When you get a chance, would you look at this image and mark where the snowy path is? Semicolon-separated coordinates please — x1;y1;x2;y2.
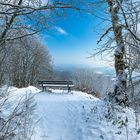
33;90;99;140
31;89;140;140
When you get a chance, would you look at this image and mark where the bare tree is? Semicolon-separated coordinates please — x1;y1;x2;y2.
3;29;53;87
0;0;77;43
103;0;128;105
84;0;140;105
0;0;78;87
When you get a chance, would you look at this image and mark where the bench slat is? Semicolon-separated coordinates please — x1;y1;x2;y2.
38;80;74;92
38;81;73;84
39;84;74;87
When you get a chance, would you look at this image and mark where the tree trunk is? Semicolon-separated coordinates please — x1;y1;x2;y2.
107;0;127;105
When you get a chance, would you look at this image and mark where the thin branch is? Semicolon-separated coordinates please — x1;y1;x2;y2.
97;26;112;44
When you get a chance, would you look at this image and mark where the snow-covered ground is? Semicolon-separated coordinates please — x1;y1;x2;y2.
2;86;140;140
32;89;140;140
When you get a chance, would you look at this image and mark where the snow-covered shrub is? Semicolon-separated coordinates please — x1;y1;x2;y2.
104;101;140;139
72;68;98;96
0;87;35;140
72;68;114;97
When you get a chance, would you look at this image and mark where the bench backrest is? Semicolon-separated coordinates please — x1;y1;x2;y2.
38;80;74;87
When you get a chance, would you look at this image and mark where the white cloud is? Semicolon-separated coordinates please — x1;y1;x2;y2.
55;27;68;35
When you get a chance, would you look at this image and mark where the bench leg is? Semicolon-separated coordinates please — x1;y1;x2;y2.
42;86;45;92
68;87;71;92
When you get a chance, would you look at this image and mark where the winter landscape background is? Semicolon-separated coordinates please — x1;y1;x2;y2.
0;0;140;140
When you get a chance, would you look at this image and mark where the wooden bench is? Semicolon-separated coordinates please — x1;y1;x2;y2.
38;80;74;92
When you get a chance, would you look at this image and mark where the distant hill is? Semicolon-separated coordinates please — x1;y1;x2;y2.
54;64;115;76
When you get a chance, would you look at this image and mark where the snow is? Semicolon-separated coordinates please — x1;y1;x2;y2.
115;71;127;86
32;89;140;140
114;47;122;56
0;86;41;116
3;86;140;140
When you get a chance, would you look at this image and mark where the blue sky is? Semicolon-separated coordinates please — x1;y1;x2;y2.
40;7;113;67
